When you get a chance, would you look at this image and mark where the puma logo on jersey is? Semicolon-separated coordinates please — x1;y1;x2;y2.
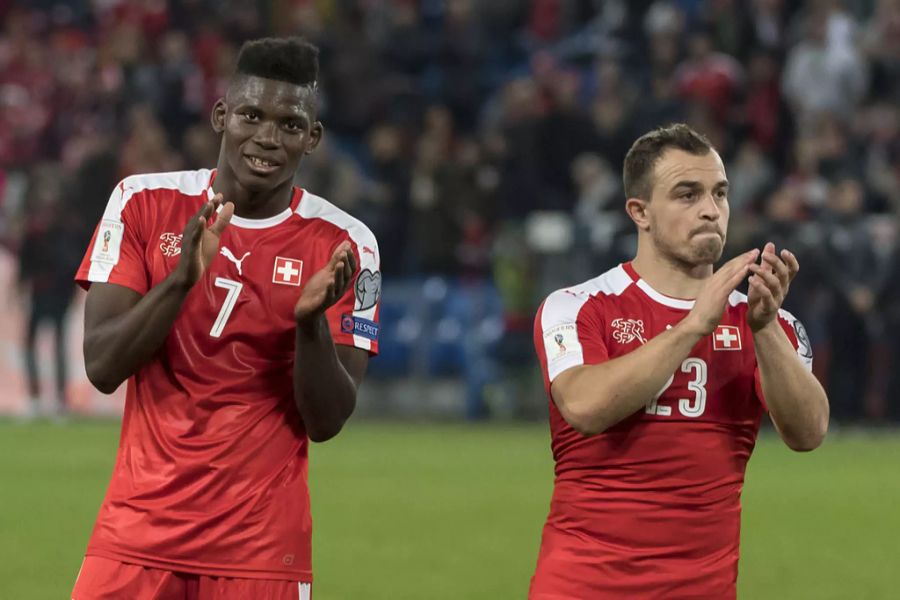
220;247;251;276
611;318;647;345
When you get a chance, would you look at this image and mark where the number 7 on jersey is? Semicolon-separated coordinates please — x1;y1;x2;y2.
210;277;243;338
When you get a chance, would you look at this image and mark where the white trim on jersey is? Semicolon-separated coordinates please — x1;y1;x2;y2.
209;185;296;228
297;192;380;350
87;170;214;283
634;278;696;310
298;582;311;600
540;265;632;381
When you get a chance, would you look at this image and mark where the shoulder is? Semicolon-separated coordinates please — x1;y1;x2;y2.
538;264;634;329
294;190;378;253
101;170;211;225
112;169;213;213
119;169;213;201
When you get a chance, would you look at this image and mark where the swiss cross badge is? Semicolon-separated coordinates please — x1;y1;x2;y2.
272;256;303;286
713;325;742;351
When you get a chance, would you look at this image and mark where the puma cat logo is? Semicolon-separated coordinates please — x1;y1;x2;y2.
220;247;251;276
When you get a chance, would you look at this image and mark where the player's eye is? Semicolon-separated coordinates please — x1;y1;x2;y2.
716;189;728;200
241;111;260;122
680;192;696;201
284;121;303;133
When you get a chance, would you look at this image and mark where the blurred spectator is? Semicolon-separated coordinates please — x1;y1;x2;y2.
17;164;80;419
817;178;879;421
781;7;867;124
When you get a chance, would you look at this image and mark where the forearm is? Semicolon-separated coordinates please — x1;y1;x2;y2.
293;314;357;442
84;274;192;392
555;321;704;434
754;320;829;451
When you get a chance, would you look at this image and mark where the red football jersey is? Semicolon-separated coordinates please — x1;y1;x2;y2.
530;262;811;599
75;169;381;582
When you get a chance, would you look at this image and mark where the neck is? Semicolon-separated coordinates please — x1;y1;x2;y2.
212;163;295;220
630;239;713;300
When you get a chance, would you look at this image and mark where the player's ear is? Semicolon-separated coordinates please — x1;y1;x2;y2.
305;122;324;155
211;99;227;134
625;197;651;232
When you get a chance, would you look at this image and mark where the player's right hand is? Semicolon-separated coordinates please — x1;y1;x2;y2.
683;249;759;336
175;194;234;287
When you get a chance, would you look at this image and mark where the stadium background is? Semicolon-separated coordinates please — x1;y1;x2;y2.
0;0;897;598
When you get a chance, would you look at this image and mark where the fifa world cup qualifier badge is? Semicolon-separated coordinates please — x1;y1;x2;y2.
543;324;581;363
91;219;124;265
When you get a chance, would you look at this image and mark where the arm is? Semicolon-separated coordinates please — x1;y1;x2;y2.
753;320;828;451
553;324;705;435
294;314;369;442
292;241;367;442
553;249;760;435
84;196;233;393
748;243;829;451
84;278;190;393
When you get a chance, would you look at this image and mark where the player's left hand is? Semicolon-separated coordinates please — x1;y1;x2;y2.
294;241;356;325
747;242;799;332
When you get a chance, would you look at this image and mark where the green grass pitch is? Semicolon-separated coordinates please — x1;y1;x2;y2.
0;420;896;599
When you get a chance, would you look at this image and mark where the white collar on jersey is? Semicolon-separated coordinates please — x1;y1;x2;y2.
207;187;293;229
623;263;696;310
635;279;696;310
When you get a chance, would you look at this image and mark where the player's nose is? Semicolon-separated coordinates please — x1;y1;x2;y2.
251;121;280;149
698;193;721;220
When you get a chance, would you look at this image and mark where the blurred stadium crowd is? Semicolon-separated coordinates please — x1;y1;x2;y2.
1;0;898;421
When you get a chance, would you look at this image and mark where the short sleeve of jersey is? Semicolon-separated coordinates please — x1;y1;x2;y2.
75;179;150;294
324;231;381;355
534;289;609;383
754;309;814;408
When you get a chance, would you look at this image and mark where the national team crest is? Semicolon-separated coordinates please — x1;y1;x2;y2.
611;318;647;345
273;257;303;286
159;232;182;257
713;325;742;351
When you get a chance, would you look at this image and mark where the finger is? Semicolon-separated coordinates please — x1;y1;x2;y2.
761;252;789;288
328;242;351;268
210;192;224;206
197;200;215;221
749;275;778;311
343;251;354;281
749;262;782;292
763;241;776;257
210;201;234;236
333;260;346;292
714;250;757;292
346;248;357;275
781;249;800;281
724;262;752;293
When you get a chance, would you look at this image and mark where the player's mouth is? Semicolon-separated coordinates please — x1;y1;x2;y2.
244;155;281;175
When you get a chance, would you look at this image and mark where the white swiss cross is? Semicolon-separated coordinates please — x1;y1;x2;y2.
713;325;742;351
273;256;303;286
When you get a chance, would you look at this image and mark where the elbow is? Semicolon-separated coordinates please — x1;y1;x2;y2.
784;420;828;453
558;401;609;437
85;359;122;395
306;421;345;443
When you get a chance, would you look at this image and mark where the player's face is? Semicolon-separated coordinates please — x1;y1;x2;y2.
646;149;729;266
213;76;323;193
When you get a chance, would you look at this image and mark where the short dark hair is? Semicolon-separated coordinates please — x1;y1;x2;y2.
235;37;319;87
623;124;714;200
